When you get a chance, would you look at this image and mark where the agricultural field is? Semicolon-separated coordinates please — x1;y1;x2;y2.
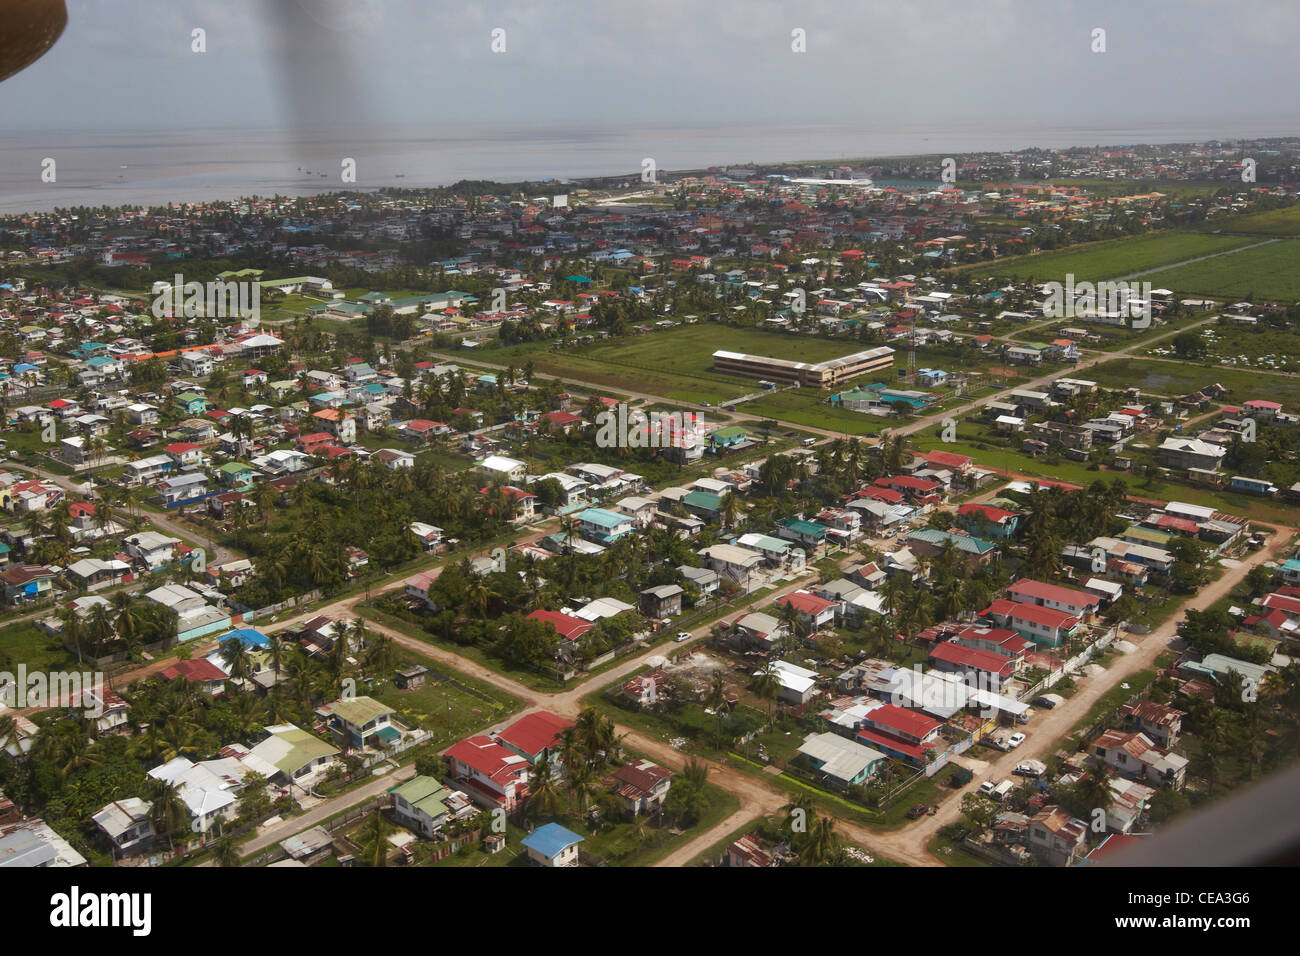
960;231;1256;282
1215;204;1300;237
1138;238;1300;302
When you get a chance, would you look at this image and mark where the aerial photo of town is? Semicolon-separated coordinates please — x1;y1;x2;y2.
0;0;1297;916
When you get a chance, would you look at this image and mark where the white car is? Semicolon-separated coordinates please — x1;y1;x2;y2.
674;631;692;643
1007;732;1027;749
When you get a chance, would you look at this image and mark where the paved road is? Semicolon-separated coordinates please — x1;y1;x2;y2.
238;762;416;857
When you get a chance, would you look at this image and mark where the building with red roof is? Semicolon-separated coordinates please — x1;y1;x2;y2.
1006;579;1100;619
526;609;594;642
444;735;533;810
929;641;1018;684
957;502;1020;539
494;712;575;764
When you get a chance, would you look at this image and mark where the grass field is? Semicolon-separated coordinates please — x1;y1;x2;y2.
372;651;523;752
1215;204;1300;237
1138;238;1300;301
1083;358;1300;406
485;326;891;405
959;232;1255;283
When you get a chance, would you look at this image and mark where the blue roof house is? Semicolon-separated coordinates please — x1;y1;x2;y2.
521;823;584;867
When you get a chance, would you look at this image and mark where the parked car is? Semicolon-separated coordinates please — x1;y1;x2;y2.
1007;732;1027;749
1032;693;1064;709
674;631;692;643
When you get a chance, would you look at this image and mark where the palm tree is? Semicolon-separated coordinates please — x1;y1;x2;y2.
750;663;781;721
800;814;840;866
146;778;190;851
219;636;252;686
212;834;241;867
357;809;395;867
704;671;727;749
528;756;564;820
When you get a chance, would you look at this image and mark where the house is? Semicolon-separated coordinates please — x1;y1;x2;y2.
730;611;786;651
146;756;245;834
956;502;1020;539
1116;700;1185;747
390;775;475;838
0;818;87;867
724;833;794;867
1158;437;1227;472
494;712;575;765
678;565;720;597
527;609;593;644
853;703;944;767
639;584;683;619
404;570;439;609
315;696;407;751
91;798;154;856
1006;579;1100;620
247;724;339;787
478;455;527;484
156;658;229;695
1090;729;1188;788
520;822;583;867
445;735;532;810
929;641;1017;689
773;590;838;630
1104;777;1156;834
164;441;205;470
756;659;820;705
613;759;674;815
983;599;1082;648
0;559;57;603
699;543;766;592
124;531;181;570
797;732;887;788
1027;806;1089;866
574;507;635;544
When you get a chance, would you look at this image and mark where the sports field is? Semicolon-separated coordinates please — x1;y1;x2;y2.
492;326;887;404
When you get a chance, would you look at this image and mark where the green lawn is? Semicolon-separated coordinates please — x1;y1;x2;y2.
372;655;522;752
0;621;76;671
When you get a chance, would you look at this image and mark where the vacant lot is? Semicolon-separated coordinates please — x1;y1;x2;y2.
961;232;1255;283
1140;239;1300;301
1084;357;1300;406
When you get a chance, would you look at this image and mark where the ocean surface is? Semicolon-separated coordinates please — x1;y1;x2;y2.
0;119;1294;214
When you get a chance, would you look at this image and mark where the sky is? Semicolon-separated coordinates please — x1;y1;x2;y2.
0;0;1296;136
